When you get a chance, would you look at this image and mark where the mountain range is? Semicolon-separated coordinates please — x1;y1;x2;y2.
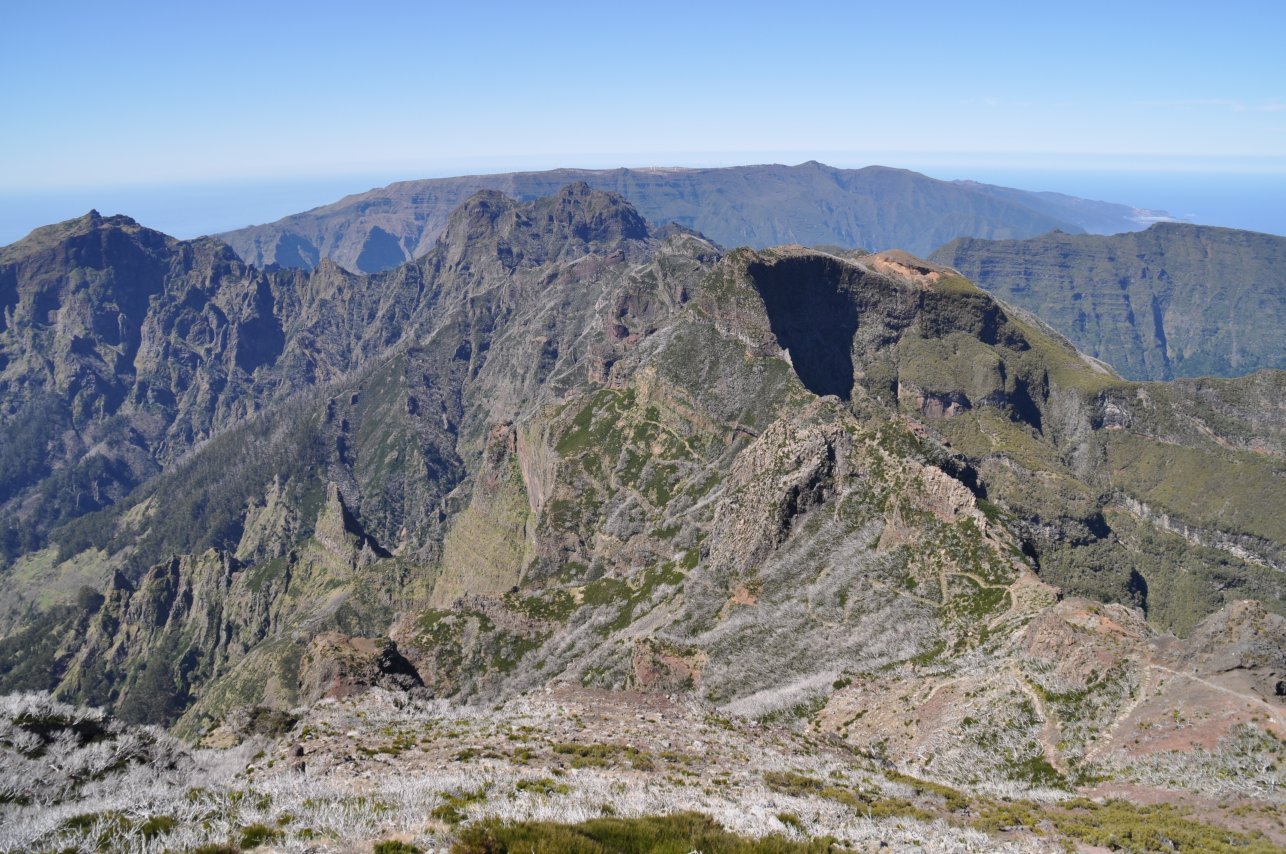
218;162;1169;274
0;184;1282;852
212;162;1286;384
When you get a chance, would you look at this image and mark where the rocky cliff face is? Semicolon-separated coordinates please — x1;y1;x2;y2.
0;189;1280;805
0;212;383;556
217;162;1169;274
0;186;656;560
931;223;1286;380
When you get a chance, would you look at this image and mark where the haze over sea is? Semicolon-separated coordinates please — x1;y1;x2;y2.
5;3;1282;249
2;157;1283;251
929;167;1286;238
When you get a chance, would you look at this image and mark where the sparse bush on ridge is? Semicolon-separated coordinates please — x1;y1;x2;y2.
0;691;189;807
1117;723;1284;799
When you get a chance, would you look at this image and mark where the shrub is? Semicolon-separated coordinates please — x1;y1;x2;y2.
453;812;842;853
374;842;424;854
238;822;283;849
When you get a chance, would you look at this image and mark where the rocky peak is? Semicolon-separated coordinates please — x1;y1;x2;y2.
1;209;164;269
435;184;652;275
530;181;650;244
1170;599;1285;699
864;249;953;286
443;190;519;245
734;246;1012;403
297;632;423;703
314;482;385;568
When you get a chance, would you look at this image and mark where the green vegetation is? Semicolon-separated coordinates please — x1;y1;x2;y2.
52;395;331;570
0;397;144;560
504;589;577;623
238;822;283;849
51;810;242;852
374;842;424;854
1106;432;1284;545
762;771;935;822
490;634;543;674
756;697;827;728
579;563;685;635
972;799;1044;834
1027;665;1133;756
0;395;67;508
514;777;571;796
556;388;635;456
1006;753;1065;788
881;770;971;813
1040;798;1282;854
410;606;548;685
358;729;419;758
432;787;489;825
453;812;843;853
552;382;710;523
552;742;655;770
0;598;90;695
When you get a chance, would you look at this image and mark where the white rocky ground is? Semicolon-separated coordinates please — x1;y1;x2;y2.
4;686;1282;853
0;688;1056;852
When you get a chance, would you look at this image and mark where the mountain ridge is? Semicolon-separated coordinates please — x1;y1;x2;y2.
216;162;1170;274
0;188;1281;851
5;186;1280;704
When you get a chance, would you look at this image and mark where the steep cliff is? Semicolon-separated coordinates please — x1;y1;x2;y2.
931;223;1286;380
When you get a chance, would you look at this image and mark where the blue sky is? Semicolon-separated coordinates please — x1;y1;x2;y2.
3;0;1283;188
1;1;1283;240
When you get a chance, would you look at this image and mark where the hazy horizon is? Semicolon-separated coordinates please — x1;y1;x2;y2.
3;1;1282;244
3;155;1285;248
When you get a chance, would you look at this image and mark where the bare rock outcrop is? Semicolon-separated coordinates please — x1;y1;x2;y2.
297;633;423;703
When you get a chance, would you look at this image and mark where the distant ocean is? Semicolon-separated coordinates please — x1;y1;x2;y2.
922;167;1286;237
2;166;1283;248
0;174;411;248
